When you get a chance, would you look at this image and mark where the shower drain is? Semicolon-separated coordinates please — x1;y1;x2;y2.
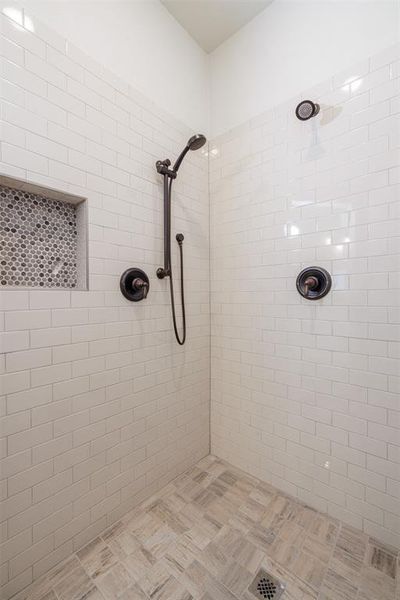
248;569;286;600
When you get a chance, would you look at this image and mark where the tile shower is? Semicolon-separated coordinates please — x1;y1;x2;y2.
0;5;399;600
0;9;210;598
210;44;400;552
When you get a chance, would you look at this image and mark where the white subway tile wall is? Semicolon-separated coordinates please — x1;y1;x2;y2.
210;44;400;550
0;6;209;599
1;3;400;598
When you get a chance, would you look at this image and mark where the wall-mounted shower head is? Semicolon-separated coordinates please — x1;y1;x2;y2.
173;133;207;172
295;100;320;121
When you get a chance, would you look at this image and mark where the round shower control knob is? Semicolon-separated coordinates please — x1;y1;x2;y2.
296;267;332;300
120;268;150;301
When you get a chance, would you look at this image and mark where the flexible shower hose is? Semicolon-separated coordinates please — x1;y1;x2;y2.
168;179;186;345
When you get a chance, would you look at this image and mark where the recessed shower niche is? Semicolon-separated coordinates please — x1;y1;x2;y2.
0;175;88;289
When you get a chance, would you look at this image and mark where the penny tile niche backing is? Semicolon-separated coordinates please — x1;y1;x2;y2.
0;177;87;290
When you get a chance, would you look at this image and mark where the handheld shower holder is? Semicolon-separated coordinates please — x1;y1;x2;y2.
156;160;177;179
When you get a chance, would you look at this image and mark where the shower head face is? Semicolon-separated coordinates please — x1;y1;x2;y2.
172;134;207;173
187;134;207;151
295;100;320;121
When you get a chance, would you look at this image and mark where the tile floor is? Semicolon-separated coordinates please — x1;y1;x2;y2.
21;456;399;600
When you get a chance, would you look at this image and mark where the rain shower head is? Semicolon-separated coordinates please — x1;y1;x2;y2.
173;133;207;172
295;100;320;121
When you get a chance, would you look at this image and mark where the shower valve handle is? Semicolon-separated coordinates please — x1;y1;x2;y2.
304;276;318;296
132;278;149;298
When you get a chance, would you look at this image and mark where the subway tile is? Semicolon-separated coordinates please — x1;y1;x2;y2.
8;422;53;455
31;364;72;388
26;131;68;163
0;528;33;565
0;291;29;311
48;160;86;187
53;342;88;364
25;51;66;89
348;464;386;491
33;435;73;465
0;76;25;106
0;35;24;65
0;410;30;436
1;488;32;520
5;309;51;331
7;385;52;414
47;121;86;152
0;330;29;352
9;535;54;579
0;449;31;478
1;56;47;97
26;90;67;126
30;327;71;349
1;143;48;174
0;370;30;394
8;460;53;496
0;13;46;58
31;398;71;427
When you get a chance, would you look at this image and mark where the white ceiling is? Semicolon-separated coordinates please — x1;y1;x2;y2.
161;0;273;53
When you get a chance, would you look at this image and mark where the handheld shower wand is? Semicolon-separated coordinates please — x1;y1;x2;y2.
156;134;206;345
